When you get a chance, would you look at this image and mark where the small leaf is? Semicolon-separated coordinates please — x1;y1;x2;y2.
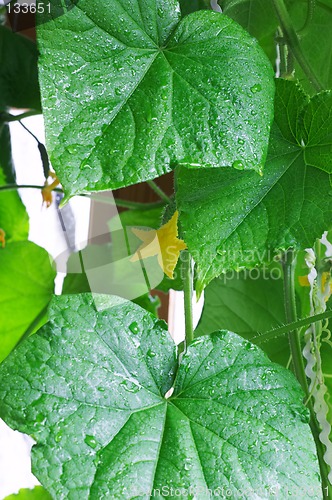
0;241;56;362
0;125;29;243
4;487;52;500
0;294;321;497
0;26;41;111
37;0;274;196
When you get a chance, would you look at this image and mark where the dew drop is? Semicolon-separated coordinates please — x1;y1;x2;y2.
66;145;77;154
129;321;139;334
250;83;262;93
147;349;156;358
85;435;98;449
237;138;245;145
55;431;63;443
232;160;245;170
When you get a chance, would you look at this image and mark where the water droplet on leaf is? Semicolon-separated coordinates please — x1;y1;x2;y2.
85;435;98;449
232;160;244;170
129;321;139;334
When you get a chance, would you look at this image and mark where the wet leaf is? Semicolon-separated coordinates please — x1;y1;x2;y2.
0;294;320;497
176;80;332;292
37;0;274;197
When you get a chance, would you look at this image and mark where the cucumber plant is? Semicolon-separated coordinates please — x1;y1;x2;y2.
1;0;332;498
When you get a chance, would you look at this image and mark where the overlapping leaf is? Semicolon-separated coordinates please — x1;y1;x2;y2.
288;0;332;92
0;241;56;363
0;294;320;497
176;80;332;292
37;0;274;197
4;487;51;500
195;270;290;366
0;124;29;242
0;26;40;111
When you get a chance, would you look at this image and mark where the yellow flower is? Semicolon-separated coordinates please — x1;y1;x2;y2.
131;211;187;279
0;228;6;248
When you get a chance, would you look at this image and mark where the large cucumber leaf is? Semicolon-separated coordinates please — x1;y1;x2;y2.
37;0;274;197
176;80;332;292
0;294;320;497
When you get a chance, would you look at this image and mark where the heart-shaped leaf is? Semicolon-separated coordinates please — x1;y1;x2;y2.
0;294;320;497
176;80;332;292
37;0;274;197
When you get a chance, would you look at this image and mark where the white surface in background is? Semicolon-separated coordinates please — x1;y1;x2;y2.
0;114;90;498
168;290;204;345
0;420;37;497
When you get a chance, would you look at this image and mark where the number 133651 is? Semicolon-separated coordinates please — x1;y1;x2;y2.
7;2;51;14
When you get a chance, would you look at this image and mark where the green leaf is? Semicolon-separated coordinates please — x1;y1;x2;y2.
0;125;29;243
4;487;52;500
0;294;320;497
223;0;278;63
0;26;41;111
37;0;274;197
288;0;332;92
195;269;290;366
179;0;211;16
0;241;56;363
176;80;332;292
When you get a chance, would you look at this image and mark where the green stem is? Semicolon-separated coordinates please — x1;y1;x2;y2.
0;184;165;210
89;194;165;210
0;183;63;193
147;180;172;204
0;110;41;123
272;0;323;91
252;309;332;345
282;250;331;498
183;251;194;348
282;251;307;390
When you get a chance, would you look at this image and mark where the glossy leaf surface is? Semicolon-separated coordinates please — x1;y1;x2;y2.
0;294;320;497
176;80;332;292
37;0;274;197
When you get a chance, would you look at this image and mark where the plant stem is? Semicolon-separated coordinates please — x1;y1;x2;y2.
252;309;332;345
183;251;194;348
0;184;165;210
89;194;165;210
282;250;331;498
283;250;310;392
0;183;63;193
147;180;172;204
272;0;323;92
0;110;41;123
